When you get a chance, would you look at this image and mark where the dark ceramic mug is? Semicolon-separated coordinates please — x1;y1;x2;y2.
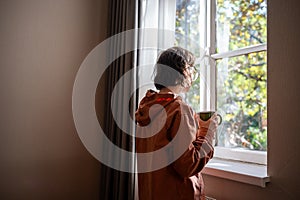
198;111;222;125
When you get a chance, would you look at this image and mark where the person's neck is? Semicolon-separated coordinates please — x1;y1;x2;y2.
159;86;181;95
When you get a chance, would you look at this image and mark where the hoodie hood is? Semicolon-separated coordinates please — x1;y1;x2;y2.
135;90;181;126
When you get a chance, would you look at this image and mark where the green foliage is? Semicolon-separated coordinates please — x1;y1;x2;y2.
245;127;267;150
216;0;267;52
216;0;267;151
175;0;202;109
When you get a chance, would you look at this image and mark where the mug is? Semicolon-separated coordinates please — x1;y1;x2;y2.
198;111;222;125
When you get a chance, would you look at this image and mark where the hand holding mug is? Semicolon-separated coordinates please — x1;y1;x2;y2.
196;111;222;145
198;111;222;125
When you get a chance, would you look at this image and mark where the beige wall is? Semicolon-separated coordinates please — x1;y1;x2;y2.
0;0;107;199
203;0;300;199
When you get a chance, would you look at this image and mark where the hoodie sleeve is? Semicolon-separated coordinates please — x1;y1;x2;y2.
170;108;214;178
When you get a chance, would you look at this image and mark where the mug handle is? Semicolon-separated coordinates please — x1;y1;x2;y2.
216;113;222;125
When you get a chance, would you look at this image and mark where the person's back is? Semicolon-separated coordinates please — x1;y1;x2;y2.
135;47;217;200
136;91;213;200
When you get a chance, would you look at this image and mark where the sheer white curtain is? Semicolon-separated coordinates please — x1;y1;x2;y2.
137;0;176;102
135;2;176;199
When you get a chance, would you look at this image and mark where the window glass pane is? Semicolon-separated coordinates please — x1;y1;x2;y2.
175;0;201;111
216;0;267;53
175;0;201;57
217;51;267;151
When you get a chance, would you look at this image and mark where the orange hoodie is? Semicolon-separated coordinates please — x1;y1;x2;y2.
135;90;214;200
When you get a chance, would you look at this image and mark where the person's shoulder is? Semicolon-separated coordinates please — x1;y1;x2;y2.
173;96;194;115
139;89;157;104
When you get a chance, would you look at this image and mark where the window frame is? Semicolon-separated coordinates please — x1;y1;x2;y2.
198;0;267;165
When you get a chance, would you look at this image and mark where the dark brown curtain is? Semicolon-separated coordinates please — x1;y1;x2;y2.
98;0;139;199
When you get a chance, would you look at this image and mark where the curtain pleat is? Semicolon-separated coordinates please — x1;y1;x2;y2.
99;0;138;199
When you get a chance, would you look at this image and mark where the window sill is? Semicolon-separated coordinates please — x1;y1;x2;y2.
214;146;267;165
202;158;270;187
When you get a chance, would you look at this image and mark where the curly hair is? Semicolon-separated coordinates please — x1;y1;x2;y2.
153;46;195;90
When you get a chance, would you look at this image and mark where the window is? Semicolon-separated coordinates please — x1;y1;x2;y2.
175;0;267;164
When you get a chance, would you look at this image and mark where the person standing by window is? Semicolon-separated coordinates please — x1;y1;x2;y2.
136;47;218;200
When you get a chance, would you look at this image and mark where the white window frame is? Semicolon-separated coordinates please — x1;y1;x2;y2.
198;0;267;165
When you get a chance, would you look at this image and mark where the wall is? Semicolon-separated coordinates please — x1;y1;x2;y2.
203;0;300;199
0;0;108;199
